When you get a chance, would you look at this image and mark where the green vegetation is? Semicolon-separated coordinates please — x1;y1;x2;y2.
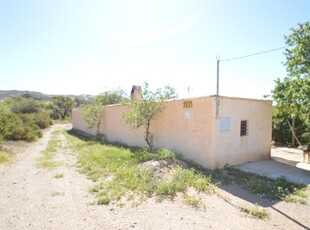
267;21;310;146
155;167;214;201
0;98;52;143
51;191;65;197
82;98;105;140
226;168;308;204
0;149;12;164
66;130;308;209
65;131;215;206
241;204;270;219
53;173;64;179
37;138;61;169
183;194;204;209
124;82;177;152
82;90;127;141
49;96;74;120
10;97;41;114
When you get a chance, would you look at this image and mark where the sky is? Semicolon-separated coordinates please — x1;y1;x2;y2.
0;0;309;99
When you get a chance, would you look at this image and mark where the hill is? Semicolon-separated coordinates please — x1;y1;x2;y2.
0;90;93;101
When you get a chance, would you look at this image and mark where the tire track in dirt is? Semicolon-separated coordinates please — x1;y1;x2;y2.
0;124;99;230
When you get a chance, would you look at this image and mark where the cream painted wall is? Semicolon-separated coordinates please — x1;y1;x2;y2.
71;96;272;169
150;97;215;166
101;97;215;166
103;104;146;147
72;109;97;136
211;97;272;168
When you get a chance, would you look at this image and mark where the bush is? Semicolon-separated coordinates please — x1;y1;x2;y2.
32;112;52;129
10;98;41;114
0;111;43;142
0;99;50;142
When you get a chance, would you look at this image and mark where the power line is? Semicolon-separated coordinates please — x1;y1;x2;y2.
220;45;291;62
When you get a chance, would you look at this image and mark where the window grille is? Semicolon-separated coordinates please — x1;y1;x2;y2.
240;120;248;136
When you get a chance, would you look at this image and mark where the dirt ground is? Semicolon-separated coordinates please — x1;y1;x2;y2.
0;124;309;230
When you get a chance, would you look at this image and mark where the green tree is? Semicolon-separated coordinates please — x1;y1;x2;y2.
270;22;310;146
50;96;74;120
285;21;310;78
124;82;175;152
97;89;128;105
82;89;127;140
156;85;178;100
82;97;104;140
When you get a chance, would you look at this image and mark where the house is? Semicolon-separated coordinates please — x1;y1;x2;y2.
72;95;272;169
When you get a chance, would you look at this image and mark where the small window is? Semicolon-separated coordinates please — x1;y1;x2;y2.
240;120;248;136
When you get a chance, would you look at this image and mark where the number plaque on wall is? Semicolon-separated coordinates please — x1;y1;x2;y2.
183;100;192;108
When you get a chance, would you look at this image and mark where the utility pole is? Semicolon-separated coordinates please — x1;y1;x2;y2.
216;58;220;118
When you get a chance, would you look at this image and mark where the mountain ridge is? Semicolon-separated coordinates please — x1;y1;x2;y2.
0;90;94;101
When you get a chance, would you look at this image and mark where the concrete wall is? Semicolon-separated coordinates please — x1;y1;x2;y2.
211;97;273;168
72;96;272;169
72;108;97;136
73;97;216;166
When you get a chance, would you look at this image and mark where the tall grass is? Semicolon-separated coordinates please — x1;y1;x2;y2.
65;131;215;206
37;138;61;169
65;131;308;208
0;149;11;164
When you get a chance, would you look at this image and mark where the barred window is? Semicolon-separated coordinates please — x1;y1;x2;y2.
240;120;248;136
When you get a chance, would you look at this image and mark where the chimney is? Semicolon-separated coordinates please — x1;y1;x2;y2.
130;85;142;101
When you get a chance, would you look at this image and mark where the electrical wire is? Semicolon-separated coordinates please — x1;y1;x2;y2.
220;45;291;62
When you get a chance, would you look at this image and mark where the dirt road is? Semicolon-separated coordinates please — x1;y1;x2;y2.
0;124;309;230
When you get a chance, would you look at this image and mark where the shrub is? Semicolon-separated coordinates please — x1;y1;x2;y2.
10;98;41;114
0;100;49;142
1;113;42;142
32;112;52;129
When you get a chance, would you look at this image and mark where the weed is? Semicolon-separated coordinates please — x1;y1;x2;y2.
240;204;270;219
132;148;176;163
37;160;59;169
156;167;214;200
0;150;11;164
37;138;61;169
183;194;204;209
52;130;62;136
51;191;65;197
283;195;307;205
65;131;216;207
45;139;60;153
97;196;111;205
53;173;64;179
226;167;308;203
36;150;59;169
